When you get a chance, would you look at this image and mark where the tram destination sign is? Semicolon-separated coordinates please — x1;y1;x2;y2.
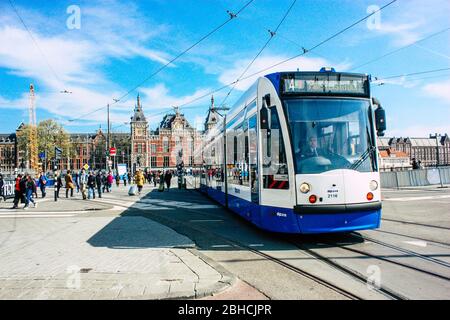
281;73;370;97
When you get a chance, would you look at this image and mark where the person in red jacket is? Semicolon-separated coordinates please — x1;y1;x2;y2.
12;173;24;209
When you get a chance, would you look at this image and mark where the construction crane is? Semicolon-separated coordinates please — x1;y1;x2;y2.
29;84;39;174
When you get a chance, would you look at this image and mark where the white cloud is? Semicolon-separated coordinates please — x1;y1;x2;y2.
423;80;450;103
140;84;212;110
0;1;176;128
218;54;352;91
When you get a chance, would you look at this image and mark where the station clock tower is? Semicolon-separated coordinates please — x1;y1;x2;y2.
130;94;149;172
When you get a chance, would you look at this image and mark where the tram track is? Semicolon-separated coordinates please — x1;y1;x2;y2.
373;229;450;248
98;196;365;300
289;240;407;300
350;233;450;269
96;185;448;299
381;218;450;231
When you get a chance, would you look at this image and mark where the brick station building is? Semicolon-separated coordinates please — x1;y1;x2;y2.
131;94;205;171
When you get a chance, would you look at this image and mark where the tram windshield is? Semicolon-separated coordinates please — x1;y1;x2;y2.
284;98;376;174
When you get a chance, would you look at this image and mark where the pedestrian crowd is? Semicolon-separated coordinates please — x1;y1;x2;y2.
5;167;180;210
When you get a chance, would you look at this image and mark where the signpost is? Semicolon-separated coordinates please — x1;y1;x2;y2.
109;147;116;156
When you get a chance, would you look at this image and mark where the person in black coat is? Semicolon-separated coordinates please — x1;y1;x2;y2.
95;172;102;198
87;172;96;199
164;170;172;191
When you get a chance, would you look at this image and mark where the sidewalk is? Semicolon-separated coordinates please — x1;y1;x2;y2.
0;192;113;214
0;182;234;299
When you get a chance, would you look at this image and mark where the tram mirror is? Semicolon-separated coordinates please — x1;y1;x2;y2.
375;107;386;137
372;97;386;137
260;103;269;130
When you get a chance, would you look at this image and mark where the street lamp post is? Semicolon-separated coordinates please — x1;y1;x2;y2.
430;133;444;188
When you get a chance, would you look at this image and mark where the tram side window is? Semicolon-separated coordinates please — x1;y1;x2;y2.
228;123;244;186
262;106;289;189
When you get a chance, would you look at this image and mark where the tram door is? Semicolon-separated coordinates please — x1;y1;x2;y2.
249;115;259;204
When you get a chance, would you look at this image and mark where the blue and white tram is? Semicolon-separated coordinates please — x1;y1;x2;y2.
198;68;386;234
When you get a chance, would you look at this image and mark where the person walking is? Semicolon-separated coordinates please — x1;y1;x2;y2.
87;171;96;199
12;173;23;209
38;172;47;198
134;170;145;195
152;171;157;187
123;172;128;187
164;170;173;191
115;173;120;187
95;171;102;198
23;174;37;210
79;169;88;200
65;170;75;198
107;172;113;192
73;171;80;193
127;171;132;185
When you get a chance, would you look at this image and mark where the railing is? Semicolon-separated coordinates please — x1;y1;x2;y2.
380;166;450;189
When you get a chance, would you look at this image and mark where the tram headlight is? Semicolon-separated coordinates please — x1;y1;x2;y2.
300;183;311;194
369;180;378;191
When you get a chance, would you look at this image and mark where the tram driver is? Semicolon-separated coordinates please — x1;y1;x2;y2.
300;135;326;159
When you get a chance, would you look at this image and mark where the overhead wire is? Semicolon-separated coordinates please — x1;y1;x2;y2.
69;0;399;124
372;67;450;83
172;0;398;113
68;0;256;123
351;27;450;71
8;0;64;86
217;0;297;109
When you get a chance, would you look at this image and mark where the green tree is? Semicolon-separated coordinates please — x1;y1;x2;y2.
17;120;72;170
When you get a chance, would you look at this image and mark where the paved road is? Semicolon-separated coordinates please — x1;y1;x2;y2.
1;181;449;299
0;185;231;300
127;182;450;300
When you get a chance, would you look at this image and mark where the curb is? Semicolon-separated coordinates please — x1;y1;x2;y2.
188;248;236;300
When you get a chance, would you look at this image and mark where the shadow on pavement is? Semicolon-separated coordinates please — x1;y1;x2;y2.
87;185;365;251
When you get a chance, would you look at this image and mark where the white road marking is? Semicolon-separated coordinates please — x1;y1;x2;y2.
0;214;74;218
211;245;232;248
404;240;428;247
384;195;450;202
249;244;264;247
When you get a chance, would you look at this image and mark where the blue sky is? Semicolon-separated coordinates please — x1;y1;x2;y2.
0;0;449;136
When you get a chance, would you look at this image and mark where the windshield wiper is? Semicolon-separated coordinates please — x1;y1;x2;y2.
348;146;376;170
